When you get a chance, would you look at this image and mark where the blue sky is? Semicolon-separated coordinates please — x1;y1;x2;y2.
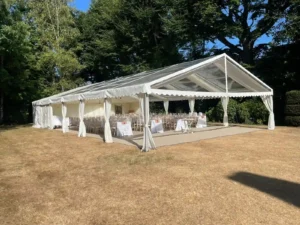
73;0;91;12
73;0;272;48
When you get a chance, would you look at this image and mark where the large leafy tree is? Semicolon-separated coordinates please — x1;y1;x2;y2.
28;0;84;96
164;0;295;64
0;0;38;123
81;0;183;82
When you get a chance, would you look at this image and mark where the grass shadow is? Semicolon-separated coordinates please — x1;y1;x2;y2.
228;172;300;208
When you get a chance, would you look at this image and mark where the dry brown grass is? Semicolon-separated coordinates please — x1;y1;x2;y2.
0;126;300;225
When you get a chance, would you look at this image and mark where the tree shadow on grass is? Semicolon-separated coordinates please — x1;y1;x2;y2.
228;172;300;208
0;124;32;133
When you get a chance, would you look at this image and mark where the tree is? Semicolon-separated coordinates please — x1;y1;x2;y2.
81;0;183;82
164;0;295;64
28;0;84;97
0;0;37;123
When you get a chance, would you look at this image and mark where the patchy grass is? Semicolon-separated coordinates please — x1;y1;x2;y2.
0;126;300;225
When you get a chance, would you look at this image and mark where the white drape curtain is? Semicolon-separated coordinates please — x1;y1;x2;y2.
140;94;156;151
188;99;195;114
163;100;169;115
221;97;229;127
62;103;69;133
33;105;41;128
104;98;113;143
78;100;86;137
48;104;53;129
261;96;275;130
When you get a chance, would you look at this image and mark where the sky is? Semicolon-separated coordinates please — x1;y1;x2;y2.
73;0;91;12
73;0;272;49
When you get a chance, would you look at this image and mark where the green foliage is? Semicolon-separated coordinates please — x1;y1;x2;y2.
285;105;300;116
285;90;300;126
206;98;268;125
81;0;183;81
286;90;300;105
285;116;300;126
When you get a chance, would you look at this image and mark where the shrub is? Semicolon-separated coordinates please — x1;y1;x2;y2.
285;116;300;126
286;90;300;105
285;105;300;116
206;98;268;125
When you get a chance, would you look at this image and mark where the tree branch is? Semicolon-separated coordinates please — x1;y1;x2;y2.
216;36;242;54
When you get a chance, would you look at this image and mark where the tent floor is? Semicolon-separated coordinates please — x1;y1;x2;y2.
67;125;262;148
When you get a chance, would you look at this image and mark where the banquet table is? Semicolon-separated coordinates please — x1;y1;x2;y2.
117;121;133;137
52;116;69;128
151;119;164;133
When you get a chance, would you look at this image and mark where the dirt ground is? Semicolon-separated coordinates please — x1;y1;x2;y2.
0;126;299;225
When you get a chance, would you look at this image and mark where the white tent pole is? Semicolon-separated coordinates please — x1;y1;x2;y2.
223;55;229;127
163;100;169;115
61;102;69;133
78;100;87;137
188;99;195;114
141;93;156;152
49;104;53;130
104;98;113;143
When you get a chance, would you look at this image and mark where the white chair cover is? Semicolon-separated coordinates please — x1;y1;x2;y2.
221;97;229;127
104;98;113;143
140;94;156;151
196;113;207;128
151;119;164;133
175;119;188;131
261;96;275;130
163;100;169;115
78;100;86;137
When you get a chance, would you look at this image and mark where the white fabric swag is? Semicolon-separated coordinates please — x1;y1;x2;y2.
104;98;113;143
221;97;229;127
78;100;86;137
140;94;156;151
33;105;41;128
62;103;69;133
261;96;275;130
163;100;169;114
188;99;195;114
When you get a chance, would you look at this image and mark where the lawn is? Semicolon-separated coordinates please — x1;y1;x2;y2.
0;126;299;225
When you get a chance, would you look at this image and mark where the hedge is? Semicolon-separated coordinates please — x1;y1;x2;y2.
286;90;300;105
285;105;300;116
285;116;300;126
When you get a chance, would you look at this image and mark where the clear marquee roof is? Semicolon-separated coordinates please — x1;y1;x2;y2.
33;54;273;105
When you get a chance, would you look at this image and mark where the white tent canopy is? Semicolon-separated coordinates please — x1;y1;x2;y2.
32;54;275;151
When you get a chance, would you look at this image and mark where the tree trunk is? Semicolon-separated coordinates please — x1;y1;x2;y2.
241;42;254;65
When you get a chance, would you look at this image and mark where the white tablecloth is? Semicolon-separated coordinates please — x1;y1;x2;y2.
175;119;188;131
52;116;69;128
117;121;133;137
151;119;164;133
196;116;207;128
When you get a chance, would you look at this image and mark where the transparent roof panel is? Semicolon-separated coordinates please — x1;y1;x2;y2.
37;54;271;103
226;59;270;92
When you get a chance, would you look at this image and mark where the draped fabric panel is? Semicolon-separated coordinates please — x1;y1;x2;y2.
261;96;275;130
48;104;53;129
163;100;169;115
104;98;113;143
32;105;41;128
221;97;229;127
140;94;156;152
62;103;69;133
78;100;87;137
188;99;195;114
